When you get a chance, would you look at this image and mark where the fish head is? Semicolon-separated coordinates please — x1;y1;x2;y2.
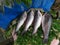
27;8;35;16
35;10;42;17
21;11;27;18
38;10;42;15
43;13;52;24
30;10;35;15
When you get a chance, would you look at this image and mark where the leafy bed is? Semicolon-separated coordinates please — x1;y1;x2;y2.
5;16;60;45
15;20;60;45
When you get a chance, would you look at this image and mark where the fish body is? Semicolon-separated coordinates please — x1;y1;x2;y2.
15;11;27;32
32;10;42;35
42;13;52;43
21;9;35;35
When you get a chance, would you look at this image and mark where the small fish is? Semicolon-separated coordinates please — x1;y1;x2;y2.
42;13;52;43
15;11;27;32
21;9;35;35
32;10;42;35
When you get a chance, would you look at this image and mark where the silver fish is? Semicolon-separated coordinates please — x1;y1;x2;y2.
42;13;52;43
15;11;27;32
21;9;35;35
32;10;42;35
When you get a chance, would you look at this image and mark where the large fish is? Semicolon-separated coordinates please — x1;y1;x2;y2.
42;13;52;43
32;10;42;35
21;9;35;35
15;11;27;32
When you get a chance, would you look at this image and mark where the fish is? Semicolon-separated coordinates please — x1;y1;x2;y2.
32;10;42;35
42;13;52;43
15;11;27;32
21;9;35;35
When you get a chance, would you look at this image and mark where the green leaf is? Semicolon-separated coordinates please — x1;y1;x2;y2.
5;0;14;8
5;0;10;6
22;0;32;7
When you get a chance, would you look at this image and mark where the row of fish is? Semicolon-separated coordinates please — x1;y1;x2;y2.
15;9;52;43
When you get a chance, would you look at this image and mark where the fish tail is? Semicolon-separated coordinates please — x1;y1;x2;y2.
43;38;48;44
21;30;27;35
32;29;37;35
43;32;49;44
